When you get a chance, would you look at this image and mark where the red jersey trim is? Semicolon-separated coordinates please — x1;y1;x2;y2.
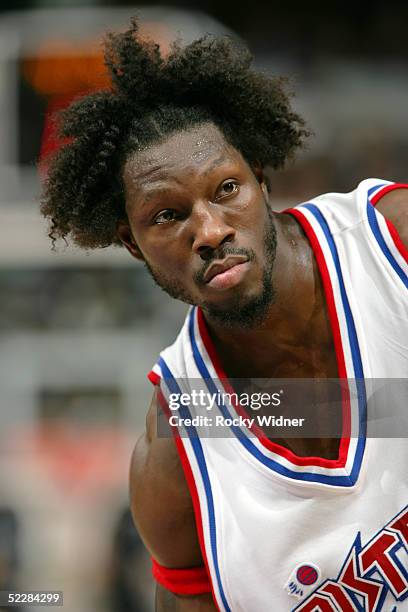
369;183;408;265
152;557;212;595
147;370;161;385
196;305;349;469
385;220;408;265
369;182;408;206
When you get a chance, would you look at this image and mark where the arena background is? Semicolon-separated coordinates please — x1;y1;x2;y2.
0;2;407;611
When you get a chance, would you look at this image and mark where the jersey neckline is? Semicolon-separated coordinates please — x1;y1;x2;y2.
191;201;368;487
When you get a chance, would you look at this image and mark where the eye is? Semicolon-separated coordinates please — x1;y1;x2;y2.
154;209;178;224
217;180;239;198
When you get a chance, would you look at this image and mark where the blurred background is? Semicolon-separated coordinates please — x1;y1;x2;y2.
0;1;407;610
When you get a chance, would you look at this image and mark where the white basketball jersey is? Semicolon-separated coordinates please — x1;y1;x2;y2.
149;179;408;611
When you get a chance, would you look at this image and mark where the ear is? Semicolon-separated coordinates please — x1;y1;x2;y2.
116;220;145;262
252;164;269;199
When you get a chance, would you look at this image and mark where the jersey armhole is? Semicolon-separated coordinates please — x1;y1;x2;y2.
368;182;408;266
369;182;408;206
152;557;212;595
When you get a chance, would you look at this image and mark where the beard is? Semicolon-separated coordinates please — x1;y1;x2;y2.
144;204;277;329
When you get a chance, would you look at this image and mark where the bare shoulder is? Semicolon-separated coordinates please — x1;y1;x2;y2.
375;187;408;247
129;387;203;567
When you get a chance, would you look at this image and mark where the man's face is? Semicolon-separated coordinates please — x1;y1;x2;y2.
120;123;277;328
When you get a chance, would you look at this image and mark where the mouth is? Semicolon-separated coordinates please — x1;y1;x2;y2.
204;256;250;290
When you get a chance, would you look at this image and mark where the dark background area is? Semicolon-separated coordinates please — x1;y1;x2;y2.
3;1;408;58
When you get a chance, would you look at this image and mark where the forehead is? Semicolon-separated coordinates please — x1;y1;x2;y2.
122;123;243;195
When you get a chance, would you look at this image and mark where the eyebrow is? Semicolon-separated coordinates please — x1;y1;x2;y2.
140;187;177;206
202;155;230;177
136;165;171;184
136;173;183;205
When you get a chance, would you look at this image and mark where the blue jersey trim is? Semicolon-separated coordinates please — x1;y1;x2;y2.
302;204;365;382
189;310;365;487
367;184;387;198
366;199;408;290
303;203;367;483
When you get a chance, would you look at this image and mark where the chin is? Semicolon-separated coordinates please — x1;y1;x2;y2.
203;297;269;329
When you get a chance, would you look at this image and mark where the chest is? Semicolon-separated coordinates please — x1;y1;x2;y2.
215;339;341;459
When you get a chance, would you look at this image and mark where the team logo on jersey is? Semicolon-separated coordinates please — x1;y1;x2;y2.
285;563;321;599
292;505;408;611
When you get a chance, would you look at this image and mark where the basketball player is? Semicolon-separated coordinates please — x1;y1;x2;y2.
41;18;408;611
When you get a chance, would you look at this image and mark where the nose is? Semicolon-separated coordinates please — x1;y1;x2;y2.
191;202;235;260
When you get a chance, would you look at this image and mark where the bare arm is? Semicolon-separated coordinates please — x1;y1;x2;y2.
130;388;217;611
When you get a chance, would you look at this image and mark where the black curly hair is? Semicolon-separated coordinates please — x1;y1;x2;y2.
40;17;309;250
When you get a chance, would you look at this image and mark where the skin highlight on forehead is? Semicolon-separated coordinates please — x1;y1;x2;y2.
122;123;236;208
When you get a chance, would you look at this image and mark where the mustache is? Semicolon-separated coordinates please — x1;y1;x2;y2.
194;246;256;284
